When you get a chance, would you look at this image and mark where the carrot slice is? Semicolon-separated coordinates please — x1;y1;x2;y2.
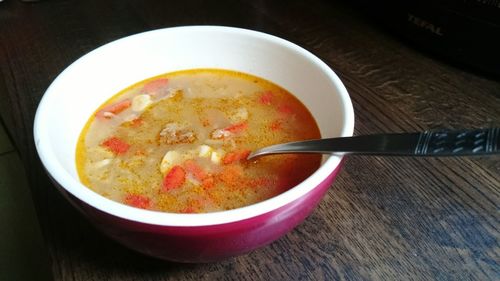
183;160;207;181
258;91;274;105
162;165;186;191
96;99;132;119
124;194;150;209
143;78;168;94
101;136;130;155
224;121;248;133
202;176;215;189
222;149;251;164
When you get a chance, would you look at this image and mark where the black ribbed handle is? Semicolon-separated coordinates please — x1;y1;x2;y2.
414;128;499;156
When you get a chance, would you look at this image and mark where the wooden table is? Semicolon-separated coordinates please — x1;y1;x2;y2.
1;0;499;280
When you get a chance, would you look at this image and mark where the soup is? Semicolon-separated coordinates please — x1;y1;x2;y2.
76;69;321;213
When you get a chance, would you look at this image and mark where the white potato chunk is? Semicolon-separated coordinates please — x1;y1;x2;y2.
230;107;248;122
93;158;112;169
198;145;213;158
160;150;181;174
132;94;152;112
210;149;225;164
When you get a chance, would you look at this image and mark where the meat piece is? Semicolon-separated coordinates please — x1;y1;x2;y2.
159;123;196;144
210;128;231;139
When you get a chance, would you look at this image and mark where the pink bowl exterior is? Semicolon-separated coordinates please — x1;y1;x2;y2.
49;162;343;262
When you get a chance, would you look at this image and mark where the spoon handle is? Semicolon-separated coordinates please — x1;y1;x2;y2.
248;128;500;159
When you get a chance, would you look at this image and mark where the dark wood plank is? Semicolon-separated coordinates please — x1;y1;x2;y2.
0;0;498;280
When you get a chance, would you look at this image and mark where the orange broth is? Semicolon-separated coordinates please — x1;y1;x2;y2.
76;69;321;213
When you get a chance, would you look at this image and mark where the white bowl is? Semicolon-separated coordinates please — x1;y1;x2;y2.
34;26;354;262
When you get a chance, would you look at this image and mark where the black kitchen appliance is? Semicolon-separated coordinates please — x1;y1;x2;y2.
351;0;500;78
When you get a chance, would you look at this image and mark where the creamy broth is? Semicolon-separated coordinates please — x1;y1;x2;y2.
76;69;321;213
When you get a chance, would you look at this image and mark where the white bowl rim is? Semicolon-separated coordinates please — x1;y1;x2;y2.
34;25;354;227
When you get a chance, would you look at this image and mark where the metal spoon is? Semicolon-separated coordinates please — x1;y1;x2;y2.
247;128;500;160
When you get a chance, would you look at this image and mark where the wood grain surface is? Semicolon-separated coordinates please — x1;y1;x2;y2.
1;0;499;280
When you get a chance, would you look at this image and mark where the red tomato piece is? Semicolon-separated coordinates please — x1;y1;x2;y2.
222;149;251;165
101;136;130;155
202;176;215;189
278;104;294;115
224;121;248;133
258;91;274;105
162;165;186;191
143;78;169;94
124;194;150;209
183;160;207;181
96;99;132;119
